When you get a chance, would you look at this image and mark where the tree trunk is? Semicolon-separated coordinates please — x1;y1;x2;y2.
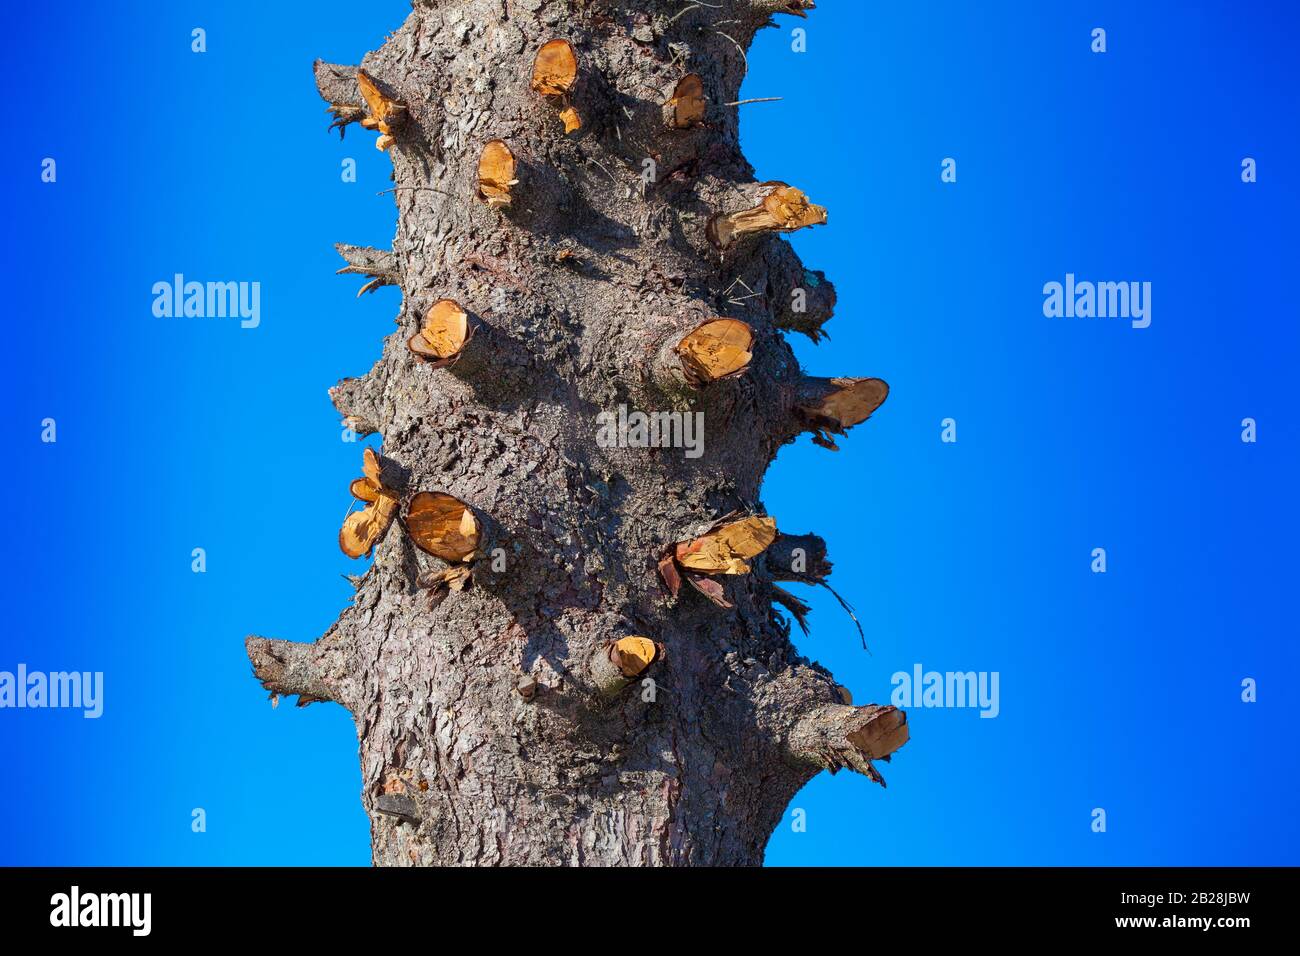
248;0;908;867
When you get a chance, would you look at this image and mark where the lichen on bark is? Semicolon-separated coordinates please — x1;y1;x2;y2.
248;0;908;867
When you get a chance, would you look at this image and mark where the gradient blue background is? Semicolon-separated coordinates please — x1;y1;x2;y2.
2;1;1295;865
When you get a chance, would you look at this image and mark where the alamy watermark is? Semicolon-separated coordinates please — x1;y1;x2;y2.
0;665;103;718
891;664;999;718
50;886;150;936
152;274;261;329
596;404;704;459
1043;273;1150;329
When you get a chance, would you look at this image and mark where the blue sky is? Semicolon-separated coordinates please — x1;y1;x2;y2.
1;1;1296;865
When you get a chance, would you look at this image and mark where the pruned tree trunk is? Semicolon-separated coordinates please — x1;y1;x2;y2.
248;0;907;867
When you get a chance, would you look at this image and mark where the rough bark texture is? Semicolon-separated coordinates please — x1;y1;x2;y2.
248;0;907;867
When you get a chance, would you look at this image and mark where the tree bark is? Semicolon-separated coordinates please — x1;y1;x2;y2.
249;0;907;867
